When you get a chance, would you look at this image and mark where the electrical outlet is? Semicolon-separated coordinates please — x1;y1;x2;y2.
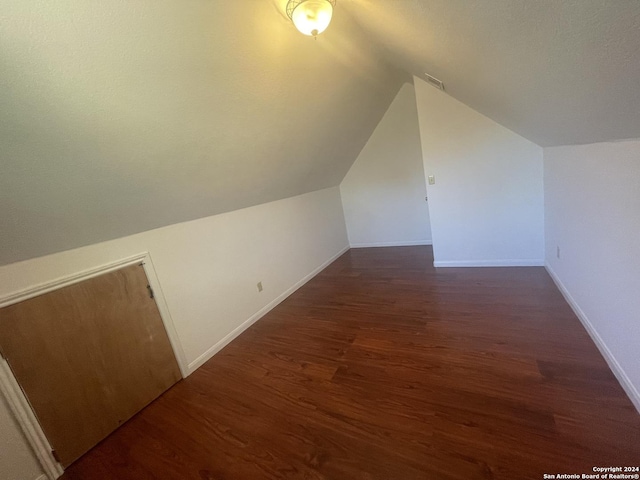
556;246;560;259
257;281;263;292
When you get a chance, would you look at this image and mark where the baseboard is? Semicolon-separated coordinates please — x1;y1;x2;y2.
350;240;432;248
433;259;544;267
545;262;640;414
187;245;350;374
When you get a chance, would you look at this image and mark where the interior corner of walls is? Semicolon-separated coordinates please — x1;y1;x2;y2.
335;187;352;248
337;184;348;220
544;262;640;415
339;81;432;249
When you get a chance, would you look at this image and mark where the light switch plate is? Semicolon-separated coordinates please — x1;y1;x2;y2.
428;175;435;185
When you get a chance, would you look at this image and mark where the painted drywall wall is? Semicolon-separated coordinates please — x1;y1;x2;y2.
413;76;544;266
544;140;640;411
0;186;349;478
340;83;432;247
0;395;43;480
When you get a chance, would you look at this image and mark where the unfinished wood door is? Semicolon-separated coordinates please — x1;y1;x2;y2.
0;263;181;467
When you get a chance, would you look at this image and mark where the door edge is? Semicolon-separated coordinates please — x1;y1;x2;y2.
0;252;189;477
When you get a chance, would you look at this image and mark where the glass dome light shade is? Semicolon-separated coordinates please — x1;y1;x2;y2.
290;0;334;37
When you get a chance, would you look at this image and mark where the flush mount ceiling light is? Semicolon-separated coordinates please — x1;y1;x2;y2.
286;0;336;37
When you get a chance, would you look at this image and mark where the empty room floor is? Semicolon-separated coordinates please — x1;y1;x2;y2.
61;246;640;480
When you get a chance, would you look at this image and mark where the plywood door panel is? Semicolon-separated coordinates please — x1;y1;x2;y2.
0;264;181;467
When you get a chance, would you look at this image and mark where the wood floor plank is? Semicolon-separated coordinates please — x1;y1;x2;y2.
61;246;640;480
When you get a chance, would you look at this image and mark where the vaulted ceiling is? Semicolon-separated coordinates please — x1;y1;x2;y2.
345;0;640;147
2;0;640;265
0;0;404;265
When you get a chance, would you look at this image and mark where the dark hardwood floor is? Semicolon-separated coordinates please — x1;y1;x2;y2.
61;246;640;480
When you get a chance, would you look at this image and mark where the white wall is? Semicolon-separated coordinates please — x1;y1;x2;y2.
0;186;349;479
544;140;640;412
340;83;432;247
413;76;544;266
0;395;43;480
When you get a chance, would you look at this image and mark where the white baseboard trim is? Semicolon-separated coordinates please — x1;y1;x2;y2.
433;259;544;267
545;262;640;414
187;245;350;374
350;240;432;248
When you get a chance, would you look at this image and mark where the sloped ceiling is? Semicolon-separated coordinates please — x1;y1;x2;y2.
0;0;404;265
3;1;640;266
344;0;640;147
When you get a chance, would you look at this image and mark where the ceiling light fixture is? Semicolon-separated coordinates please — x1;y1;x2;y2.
286;0;336;37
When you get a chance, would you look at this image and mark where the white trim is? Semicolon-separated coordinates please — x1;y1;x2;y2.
187;245;350;373
545;262;640;414
0;360;63;480
433;259;544;267
139;256;189;378
349;240;432;248
0;254;146;308
0;253;189;478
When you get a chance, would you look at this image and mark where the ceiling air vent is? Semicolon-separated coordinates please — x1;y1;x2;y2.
424;73;445;91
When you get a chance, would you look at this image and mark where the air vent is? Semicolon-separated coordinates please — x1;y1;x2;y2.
424;73;445;90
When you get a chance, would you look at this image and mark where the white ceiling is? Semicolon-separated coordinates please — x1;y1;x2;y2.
344;0;640;147
2;0;640;265
0;0;403;265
